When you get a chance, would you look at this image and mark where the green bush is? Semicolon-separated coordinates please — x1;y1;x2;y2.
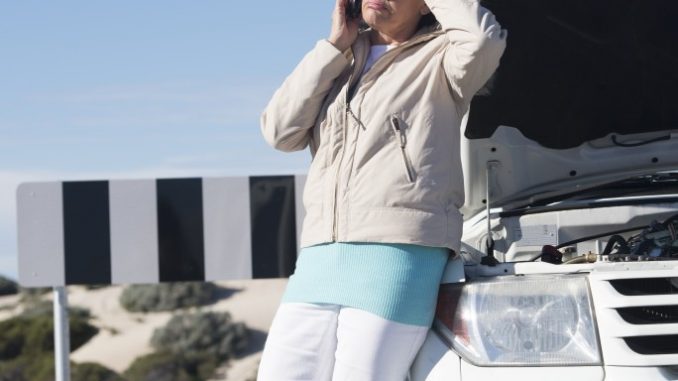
22;300;91;320
151;311;248;362
0;318;26;360
0;276;18;296
0;357;122;381
0;314;98;361
72;362;125;381
128;311;249;380
124;351;220;381
124;352;193;381
119;282;218;313
0;353;54;381
0;300;105;381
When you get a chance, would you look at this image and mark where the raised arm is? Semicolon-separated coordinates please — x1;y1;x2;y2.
260;41;349;152
425;0;507;101
261;0;357;152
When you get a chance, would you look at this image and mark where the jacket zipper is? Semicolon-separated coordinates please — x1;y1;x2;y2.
332;73;356;241
331;103;349;241
390;115;415;183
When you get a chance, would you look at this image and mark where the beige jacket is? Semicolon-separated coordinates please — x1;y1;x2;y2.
261;0;507;253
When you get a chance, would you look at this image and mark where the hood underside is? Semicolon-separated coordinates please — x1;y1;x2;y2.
460;0;678;217
467;0;678;148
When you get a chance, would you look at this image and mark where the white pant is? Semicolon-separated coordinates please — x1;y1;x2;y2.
257;302;429;381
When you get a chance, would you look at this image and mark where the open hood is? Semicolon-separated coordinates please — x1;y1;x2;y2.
461;0;678;218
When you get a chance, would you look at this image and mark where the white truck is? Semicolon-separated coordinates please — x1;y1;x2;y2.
410;1;678;379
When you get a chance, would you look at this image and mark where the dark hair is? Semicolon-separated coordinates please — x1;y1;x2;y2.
417;13;439;30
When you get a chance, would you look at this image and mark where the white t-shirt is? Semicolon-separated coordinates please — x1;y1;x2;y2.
350;44;396;111
361;44;395;75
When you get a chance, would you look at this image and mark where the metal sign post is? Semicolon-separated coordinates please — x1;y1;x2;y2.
53;286;71;381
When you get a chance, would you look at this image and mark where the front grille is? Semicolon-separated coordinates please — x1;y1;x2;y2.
617;305;678;324
624;335;678;355
589;271;678;366
610;277;678;295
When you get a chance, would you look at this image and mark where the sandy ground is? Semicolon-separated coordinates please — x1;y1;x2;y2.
67;285;173;372
0;279;287;380
0;294;21;321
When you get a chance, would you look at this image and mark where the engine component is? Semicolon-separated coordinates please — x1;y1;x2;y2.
552;213;678;264
608;214;678;261
539;245;563;264
564;252;598;264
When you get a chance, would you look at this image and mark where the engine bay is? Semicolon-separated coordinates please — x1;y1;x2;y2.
461;201;678;266
539;213;678;264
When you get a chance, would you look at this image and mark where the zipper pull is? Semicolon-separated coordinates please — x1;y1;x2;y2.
390;115;407;148
347;103;367;131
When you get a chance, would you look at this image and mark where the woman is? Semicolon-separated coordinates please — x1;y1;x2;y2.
258;0;506;379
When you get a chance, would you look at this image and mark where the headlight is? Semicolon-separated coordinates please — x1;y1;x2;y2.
435;275;601;366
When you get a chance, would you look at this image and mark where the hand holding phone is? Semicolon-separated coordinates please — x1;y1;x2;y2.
329;0;360;51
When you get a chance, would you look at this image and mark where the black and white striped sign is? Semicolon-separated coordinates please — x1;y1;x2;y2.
17;175;306;287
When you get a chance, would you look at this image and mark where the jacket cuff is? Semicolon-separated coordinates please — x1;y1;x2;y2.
314;39;351;76
425;0;505;40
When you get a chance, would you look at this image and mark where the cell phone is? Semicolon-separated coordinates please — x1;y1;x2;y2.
346;0;362;19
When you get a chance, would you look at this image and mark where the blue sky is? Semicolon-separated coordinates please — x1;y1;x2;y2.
0;1;336;279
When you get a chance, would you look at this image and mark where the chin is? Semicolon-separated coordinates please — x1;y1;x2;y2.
361;13;384;30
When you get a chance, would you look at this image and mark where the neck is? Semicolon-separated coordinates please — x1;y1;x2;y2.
369;23;419;46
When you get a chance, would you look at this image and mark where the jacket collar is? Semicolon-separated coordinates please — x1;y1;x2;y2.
351;24;443;56
344;26;443;102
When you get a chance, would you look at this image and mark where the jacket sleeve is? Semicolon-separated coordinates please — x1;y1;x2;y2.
425;0;507;101
260;39;350;152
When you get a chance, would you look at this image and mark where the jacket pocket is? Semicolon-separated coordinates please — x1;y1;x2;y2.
389;114;416;183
